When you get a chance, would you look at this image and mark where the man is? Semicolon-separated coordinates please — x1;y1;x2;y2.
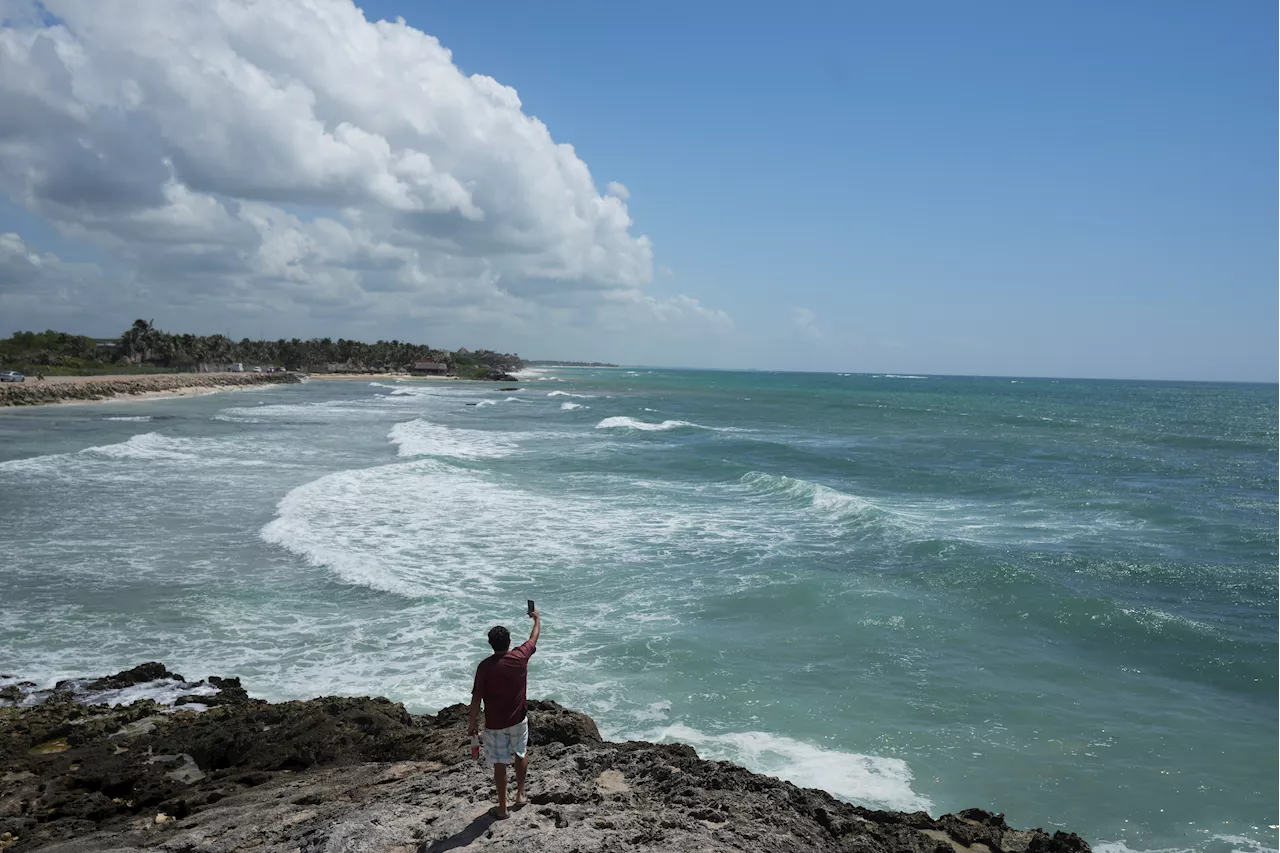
467;607;540;819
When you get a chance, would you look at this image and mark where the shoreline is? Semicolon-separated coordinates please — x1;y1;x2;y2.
0;663;1091;853
0;372;302;408
308;372;460;381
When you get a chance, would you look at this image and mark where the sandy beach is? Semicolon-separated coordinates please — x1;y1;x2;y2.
307;372;464;381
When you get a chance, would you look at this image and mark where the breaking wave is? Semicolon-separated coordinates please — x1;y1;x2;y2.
388;418;519;460
644;723;932;813
738;472;887;524
595;416;726;432
81;432;203;461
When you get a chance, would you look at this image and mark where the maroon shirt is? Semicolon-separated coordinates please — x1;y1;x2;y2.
472;640;536;730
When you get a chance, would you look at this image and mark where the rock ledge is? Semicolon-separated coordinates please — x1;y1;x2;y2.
0;664;1091;853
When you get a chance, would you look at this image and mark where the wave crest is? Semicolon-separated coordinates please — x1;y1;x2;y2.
595;416;725;432
388;418;518;459
739;472;887;525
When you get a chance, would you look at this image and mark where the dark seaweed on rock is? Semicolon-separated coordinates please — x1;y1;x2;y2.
0;665;1091;853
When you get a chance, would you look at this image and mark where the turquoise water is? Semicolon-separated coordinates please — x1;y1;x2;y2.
1;370;1275;852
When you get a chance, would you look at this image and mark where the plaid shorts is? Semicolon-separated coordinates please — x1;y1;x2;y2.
482;717;529;766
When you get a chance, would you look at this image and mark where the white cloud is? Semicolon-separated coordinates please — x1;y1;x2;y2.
791;306;821;341
0;231;133;320
0;0;726;347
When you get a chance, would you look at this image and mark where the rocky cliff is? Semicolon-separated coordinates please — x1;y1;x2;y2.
0;665;1091;853
0;373;301;406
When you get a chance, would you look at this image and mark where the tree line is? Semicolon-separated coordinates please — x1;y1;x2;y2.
0;321;523;377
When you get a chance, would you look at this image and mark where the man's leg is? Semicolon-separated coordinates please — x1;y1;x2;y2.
513;754;528;806
512;717;529;807
492;763;509;818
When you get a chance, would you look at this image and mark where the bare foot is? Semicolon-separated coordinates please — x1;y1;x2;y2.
513;795;527;809
492;807;509;820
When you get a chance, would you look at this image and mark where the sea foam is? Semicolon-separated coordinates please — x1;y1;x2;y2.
82;432;202;461
1;675;221;710
1;433;207;474
388;418;518;460
643;723;932;813
595;416;724;432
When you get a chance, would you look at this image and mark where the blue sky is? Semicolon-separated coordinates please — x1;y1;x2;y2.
1;0;1274;380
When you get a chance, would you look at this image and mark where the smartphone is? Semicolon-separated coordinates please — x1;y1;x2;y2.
527;599;535;615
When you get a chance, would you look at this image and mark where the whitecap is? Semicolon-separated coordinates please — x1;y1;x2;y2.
218;402;377;421
388;418;519;460
595;416;730;432
81;432;201;461
547;390;594;399
560;402;585;411
0;432;264;475
103;416;153;422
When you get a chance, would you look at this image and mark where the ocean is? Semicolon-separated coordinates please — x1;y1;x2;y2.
0;369;1274;853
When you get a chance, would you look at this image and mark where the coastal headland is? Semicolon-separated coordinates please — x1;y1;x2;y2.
0;664;1091;853
0;372;301;407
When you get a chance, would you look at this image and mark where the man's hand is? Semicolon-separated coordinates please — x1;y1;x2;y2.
467;690;481;738
528;608;539;620
528;608;541;646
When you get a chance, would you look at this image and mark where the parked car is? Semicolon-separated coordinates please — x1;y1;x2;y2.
0;371;25;382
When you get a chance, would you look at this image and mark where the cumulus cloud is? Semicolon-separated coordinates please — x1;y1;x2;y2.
791;306;821;341
0;0;727;346
0;231;131;319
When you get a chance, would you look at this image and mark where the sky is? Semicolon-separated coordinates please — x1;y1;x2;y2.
0;0;1274;381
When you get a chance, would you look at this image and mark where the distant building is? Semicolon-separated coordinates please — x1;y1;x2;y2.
456;347;470;355
411;362;447;376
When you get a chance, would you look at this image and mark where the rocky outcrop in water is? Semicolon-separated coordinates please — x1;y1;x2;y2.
0;665;1092;853
0;373;300;407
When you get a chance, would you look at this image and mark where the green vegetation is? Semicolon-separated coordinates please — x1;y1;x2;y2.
0;321;523;376
524;359;618;367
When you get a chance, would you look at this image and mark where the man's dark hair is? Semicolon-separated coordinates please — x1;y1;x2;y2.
488;625;511;653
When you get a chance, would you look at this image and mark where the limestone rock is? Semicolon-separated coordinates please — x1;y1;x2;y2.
0;666;1092;853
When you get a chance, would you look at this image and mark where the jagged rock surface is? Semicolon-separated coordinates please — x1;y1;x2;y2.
0;666;1091;853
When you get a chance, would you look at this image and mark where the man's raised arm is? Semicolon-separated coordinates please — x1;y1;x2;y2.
528;609;540;647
